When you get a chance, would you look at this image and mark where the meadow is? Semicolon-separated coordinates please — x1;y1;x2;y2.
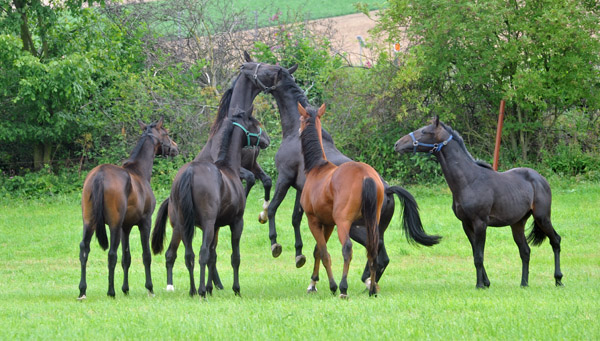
0;179;598;339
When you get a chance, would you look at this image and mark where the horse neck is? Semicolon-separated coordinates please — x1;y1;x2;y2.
272;88;305;137
301;121;329;173
435;141;480;195
123;135;156;181
219;128;245;176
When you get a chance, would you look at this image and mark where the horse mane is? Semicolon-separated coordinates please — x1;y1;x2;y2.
300;107;329;173
122;123;156;168
214;117;235;168
440;122;493;169
209;75;238;138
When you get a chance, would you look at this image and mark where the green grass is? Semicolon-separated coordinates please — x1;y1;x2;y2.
0;180;599;339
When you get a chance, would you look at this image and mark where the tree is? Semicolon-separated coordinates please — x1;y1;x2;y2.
375;0;600;162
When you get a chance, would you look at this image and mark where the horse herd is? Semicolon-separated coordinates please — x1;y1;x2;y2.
77;53;563;300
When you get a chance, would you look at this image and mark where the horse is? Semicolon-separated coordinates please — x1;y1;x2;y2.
298;103;384;297
394;116;563;288
150;54;289;292
240;55;440;289
151;109;270;297
78;117;179;299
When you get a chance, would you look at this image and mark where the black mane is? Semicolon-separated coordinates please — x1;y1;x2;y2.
300;107;328;173
209;75;238;138
440;122;493;169
123;123;157;168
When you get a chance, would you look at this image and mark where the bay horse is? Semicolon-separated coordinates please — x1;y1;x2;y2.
151;109;270;297
298;103;384;297
240;56;440;289
150;54;286;292
394;117;563;288
78;117;178;299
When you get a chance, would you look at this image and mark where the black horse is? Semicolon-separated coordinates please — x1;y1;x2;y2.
79;118;178;299
151;55;287;292
394;117;563;288
240;55;441;288
151;109;270;297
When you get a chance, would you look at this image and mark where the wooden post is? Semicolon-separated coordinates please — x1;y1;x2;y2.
493;99;506;171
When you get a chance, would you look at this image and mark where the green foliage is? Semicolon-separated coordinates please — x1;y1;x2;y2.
0;165;83;199
251;16;344;104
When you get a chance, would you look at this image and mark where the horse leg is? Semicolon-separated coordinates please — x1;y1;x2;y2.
307;244;321;293
120;226;132;295
78;225;93;299
198;224;215;298
511;219;531;287
182;235;196;297
139;217;154;295
256;167;272;224
472;221;488;289
321;224;338;294
240;167;255;198
462;221;490;288
230;219;244;296
207;231;224;291
107;225;122;297
337;222;353;299
267;178;293;258
165;226;182;292
292;190;306;268
535;215;563;286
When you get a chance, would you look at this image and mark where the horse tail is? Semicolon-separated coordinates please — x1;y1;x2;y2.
361;178;379;264
151;198;169;254
527;220;547;246
90;174;109;251
386;186;441;246
173;166;197;245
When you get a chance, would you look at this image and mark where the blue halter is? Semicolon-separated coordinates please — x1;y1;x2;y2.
232;122;262;148
409;132;453;154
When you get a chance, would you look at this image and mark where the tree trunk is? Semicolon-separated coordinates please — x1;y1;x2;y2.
33;142;52;170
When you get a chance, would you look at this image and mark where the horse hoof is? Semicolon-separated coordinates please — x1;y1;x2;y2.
271;243;282;258
148;290;155;297
339;294;348;299
258;211;268;224
307;287;317;294
166;284;175;292
556;280;564;287
77;295;86;301
295;255;306;268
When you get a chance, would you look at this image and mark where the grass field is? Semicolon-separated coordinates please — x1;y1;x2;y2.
0;180;598;339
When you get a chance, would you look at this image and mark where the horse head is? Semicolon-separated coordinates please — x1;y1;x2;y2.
138;117;179;157
394;116;453;154
240;51;297;94
231;107;270;150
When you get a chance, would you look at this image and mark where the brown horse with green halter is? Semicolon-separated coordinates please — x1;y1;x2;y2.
78;118;178;299
395;117;563;288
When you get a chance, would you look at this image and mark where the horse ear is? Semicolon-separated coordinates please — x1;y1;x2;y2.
317;103;326;118
433;115;440;127
138;119;147;131
243;51;253;62
156;116;164;129
288;64;298;74
297;102;309;119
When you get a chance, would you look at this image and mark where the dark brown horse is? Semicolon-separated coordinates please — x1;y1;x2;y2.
151;109;270;297
78;118;178;299
150;55;286;292
298;103;384;297
394;117;563;288
240;55;440;290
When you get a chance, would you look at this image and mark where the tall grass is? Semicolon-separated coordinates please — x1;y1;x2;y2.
0;180;598;339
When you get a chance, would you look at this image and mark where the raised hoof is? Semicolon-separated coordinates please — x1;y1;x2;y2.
295;255;306;268
258;211;268;224
77;295;86;301
271;243;282;258
166;284;175;292
339;293;348;299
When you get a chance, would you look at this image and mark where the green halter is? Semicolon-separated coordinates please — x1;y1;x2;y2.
232;122;262;147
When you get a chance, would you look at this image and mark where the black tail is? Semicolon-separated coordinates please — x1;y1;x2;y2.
90;175;108;250
361;178;379;264
386;186;441;246
151;198;170;254
173;166;197;245
527;220;547;246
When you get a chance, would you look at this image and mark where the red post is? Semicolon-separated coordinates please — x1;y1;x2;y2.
493;99;506;171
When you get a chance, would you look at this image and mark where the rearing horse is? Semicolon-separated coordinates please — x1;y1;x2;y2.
394;117;563;288
78;118;178;299
299;103;384;298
